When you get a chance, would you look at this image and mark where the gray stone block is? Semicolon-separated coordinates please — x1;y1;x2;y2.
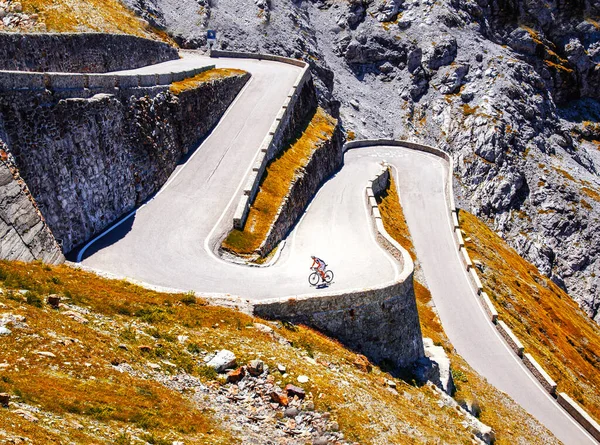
139;73;157;87
48;73;87;90
117;75;139;89
157;72;173;85
87;74;117;90
0;72;46;91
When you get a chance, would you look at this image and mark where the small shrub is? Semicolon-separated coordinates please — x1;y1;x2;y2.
187;343;201;354
180;292;197;305
451;368;468;383
25;291;43;308
115;432;133;445
197;365;218;380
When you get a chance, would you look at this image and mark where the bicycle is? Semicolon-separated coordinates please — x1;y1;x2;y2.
308;267;334;286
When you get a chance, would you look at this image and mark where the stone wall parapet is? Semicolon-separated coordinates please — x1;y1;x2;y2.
557;393;600;441
0;65;215;93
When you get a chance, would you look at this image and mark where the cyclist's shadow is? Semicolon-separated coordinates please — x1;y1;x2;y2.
315;282;332;289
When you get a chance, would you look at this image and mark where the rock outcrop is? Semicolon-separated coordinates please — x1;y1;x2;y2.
126;0;600;323
0;72;249;255
0;135;64;264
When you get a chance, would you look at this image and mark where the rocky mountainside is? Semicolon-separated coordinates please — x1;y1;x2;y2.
124;0;600;322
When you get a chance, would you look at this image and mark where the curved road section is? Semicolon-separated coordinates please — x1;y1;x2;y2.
78;54;594;444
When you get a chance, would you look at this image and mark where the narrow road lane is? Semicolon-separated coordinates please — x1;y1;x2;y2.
78;53;596;443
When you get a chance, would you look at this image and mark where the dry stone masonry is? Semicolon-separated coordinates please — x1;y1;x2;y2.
0;32;179;73
0;70;250;255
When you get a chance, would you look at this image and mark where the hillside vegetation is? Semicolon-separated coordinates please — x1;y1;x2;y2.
460;210;600;423
377;174;560;445
15;0;171;42
0;259;505;444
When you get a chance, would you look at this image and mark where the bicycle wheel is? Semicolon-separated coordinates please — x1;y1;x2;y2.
324;270;334;284
308;272;320;286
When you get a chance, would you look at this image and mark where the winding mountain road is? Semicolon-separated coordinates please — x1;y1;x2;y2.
78;53;596;444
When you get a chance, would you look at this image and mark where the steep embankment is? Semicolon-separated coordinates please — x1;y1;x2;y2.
0;68;249;254
460;209;600;425
1;259;506;444
377;169;561;445
126;0;600;323
0;0;171;41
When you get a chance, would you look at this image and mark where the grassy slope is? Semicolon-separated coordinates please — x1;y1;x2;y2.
377;173;560;445
170;69;247;95
1;259;490;445
22;0;172;42
460;210;600;422
223;107;337;256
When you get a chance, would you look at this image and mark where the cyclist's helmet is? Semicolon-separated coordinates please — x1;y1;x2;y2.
311;255;316;259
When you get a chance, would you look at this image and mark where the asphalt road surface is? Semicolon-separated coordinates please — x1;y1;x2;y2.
78;54;596;444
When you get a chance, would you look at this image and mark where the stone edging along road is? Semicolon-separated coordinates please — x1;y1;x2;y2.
0;65;215;92
208;51;313;231
344;139;600;442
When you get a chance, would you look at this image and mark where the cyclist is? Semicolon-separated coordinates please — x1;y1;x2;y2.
310;255;327;281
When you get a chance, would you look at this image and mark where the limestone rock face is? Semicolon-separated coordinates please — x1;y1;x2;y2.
0;135;64;265
125;0;600;322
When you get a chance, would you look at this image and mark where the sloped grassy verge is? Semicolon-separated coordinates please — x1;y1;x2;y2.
0;259;495;444
377;175;560;445
459;210;600;424
170;69;247;95
222;107;337;257
21;0;173;42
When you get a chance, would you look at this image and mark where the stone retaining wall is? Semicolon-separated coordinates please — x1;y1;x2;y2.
0;72;250;255
0;33;178;73
253;165;423;369
0;66;214;93
0;137;63;264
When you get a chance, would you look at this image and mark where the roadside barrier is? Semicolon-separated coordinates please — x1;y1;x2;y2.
0;65;215;92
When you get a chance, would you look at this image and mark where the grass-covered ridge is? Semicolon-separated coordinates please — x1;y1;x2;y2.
169;69;247;95
377;174;560;445
223;107;337;256
459;210;600;423
1;259;507;444
21;0;172;42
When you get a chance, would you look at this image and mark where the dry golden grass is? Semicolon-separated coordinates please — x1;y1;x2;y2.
223;107;337;255
377;176;560;444
459;210;600;423
0;259;501;444
169;69;247;95
22;0;173;43
0;268;233;443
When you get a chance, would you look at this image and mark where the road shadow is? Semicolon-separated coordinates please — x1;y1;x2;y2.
66;213;136;262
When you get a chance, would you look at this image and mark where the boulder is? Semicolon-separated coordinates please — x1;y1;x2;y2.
285;383;306;399
247;359;264;376
207;349;237;373
227;366;246;383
